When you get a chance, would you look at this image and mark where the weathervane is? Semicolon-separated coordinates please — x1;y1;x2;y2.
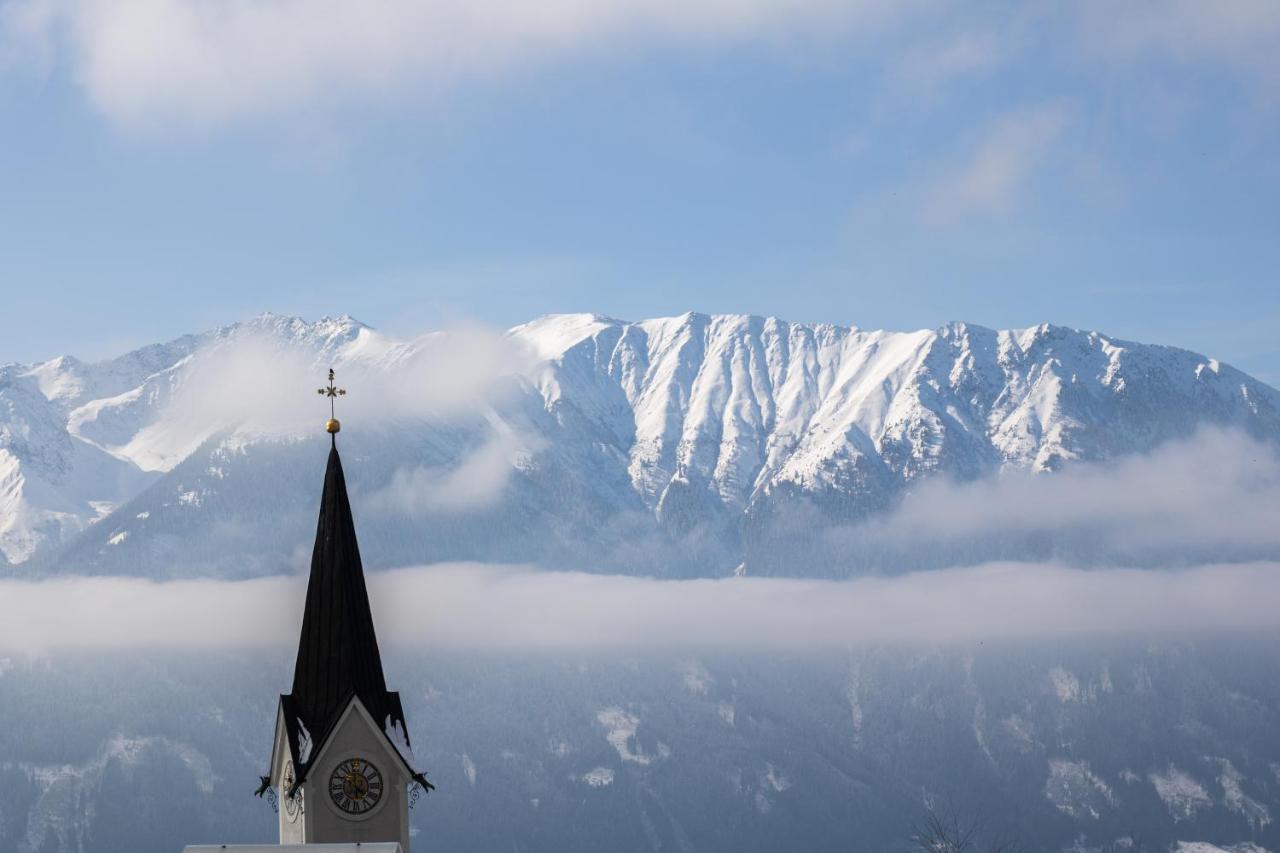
317;367;346;434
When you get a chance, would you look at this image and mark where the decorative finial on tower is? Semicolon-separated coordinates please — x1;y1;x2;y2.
317;367;346;434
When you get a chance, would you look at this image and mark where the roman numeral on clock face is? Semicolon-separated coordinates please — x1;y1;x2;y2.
328;757;384;814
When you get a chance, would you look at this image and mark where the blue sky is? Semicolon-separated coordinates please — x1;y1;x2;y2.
1;1;1278;382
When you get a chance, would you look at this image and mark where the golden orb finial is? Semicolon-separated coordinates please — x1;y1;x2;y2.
317;368;347;434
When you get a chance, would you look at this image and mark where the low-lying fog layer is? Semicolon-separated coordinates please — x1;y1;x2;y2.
3;559;1278;652
824;428;1280;568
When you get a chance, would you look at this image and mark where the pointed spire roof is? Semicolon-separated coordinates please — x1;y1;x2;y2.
269;436;429;793
290;438;391;735
259;379;434;800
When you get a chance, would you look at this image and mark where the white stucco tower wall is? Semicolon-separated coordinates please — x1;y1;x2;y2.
272;697;415;850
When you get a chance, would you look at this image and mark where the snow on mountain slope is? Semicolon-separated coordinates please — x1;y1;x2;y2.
0;358;161;565
510;312;1280;517
69;314;368;471
4;311;1279;576
0;314;369;565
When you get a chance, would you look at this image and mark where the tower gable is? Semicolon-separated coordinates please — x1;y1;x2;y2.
307;695;416;785
293;695;413;847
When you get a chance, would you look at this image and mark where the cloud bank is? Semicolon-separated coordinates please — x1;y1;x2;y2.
0;0;890;130
1075;0;1280;85
163;320;522;438
819;428;1280;572
366;421;543;514
3;560;1278;653
116;319;534;507
4;1;1279;131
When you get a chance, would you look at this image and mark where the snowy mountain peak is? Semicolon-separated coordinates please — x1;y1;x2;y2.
3;311;1278;574
22;354;90;403
228;312;370;351
513;311;1276;507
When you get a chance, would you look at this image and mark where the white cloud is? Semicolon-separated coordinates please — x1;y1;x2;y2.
893;29;1006;90
0;0;906;131
102;318;536;503
3;0;1279;135
824;428;1280;570
920;102;1071;224
160;319;520;436
1076;0;1280;87
116;330;320;471
367;420;543;513
223;320;538;509
4;428;1277;653
2;559;1278;652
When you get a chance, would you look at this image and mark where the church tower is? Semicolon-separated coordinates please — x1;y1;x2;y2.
257;371;432;851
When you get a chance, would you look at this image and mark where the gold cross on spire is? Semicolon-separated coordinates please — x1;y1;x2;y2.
317;367;346;434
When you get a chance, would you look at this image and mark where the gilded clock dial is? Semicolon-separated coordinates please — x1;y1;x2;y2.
329;757;383;815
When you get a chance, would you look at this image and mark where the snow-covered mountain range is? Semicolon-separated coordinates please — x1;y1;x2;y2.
3;312;1278;577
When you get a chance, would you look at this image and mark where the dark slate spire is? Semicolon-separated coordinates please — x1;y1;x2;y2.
259;372;433;799
288;439;392;745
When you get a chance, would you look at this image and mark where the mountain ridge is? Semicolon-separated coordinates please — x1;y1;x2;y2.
2;311;1277;576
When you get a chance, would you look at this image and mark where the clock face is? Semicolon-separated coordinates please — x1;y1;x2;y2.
328;757;384;815
282;761;300;820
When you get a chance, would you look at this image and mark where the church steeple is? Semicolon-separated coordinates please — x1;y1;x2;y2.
289;440;394;748
259;369;431;851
